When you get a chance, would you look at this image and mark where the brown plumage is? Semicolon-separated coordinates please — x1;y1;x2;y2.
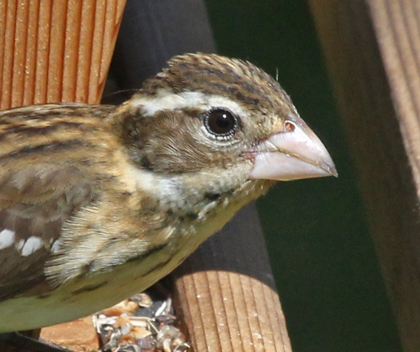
0;53;336;332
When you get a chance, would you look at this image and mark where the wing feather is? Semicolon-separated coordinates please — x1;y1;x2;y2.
0;163;96;299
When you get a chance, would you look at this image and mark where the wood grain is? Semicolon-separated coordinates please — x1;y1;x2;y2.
309;1;420;351
0;0;126;109
174;204;292;352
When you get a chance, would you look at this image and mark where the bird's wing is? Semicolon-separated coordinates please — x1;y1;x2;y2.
0;163;96;300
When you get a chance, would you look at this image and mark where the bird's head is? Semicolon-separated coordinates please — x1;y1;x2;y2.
113;53;337;213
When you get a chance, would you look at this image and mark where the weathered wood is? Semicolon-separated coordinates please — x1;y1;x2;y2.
309;1;420;351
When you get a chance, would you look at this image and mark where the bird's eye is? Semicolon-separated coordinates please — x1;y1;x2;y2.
205;108;238;137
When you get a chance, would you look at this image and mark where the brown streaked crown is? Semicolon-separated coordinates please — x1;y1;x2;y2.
136;53;295;118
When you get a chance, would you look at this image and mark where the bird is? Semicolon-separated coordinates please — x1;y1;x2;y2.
0;53;337;334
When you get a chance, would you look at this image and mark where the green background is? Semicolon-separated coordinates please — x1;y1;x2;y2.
205;1;401;351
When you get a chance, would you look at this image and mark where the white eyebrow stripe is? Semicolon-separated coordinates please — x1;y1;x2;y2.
20;236;43;256
131;91;249;118
0;229;15;250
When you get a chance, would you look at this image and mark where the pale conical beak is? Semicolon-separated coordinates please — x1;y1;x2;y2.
249;119;337;181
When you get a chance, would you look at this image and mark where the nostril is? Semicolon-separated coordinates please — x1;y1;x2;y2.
284;120;296;132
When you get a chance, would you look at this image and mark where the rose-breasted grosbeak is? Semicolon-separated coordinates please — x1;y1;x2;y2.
0;53;336;333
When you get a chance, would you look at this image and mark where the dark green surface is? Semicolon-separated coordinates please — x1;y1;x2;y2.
205;1;402;351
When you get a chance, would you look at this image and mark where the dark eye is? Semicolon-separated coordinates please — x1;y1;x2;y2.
205;108;238;137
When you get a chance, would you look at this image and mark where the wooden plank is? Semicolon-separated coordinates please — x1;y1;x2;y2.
309;1;420;351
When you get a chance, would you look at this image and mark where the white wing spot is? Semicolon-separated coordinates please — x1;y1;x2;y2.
21;236;43;256
15;239;25;251
0;229;15;249
51;239;62;254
